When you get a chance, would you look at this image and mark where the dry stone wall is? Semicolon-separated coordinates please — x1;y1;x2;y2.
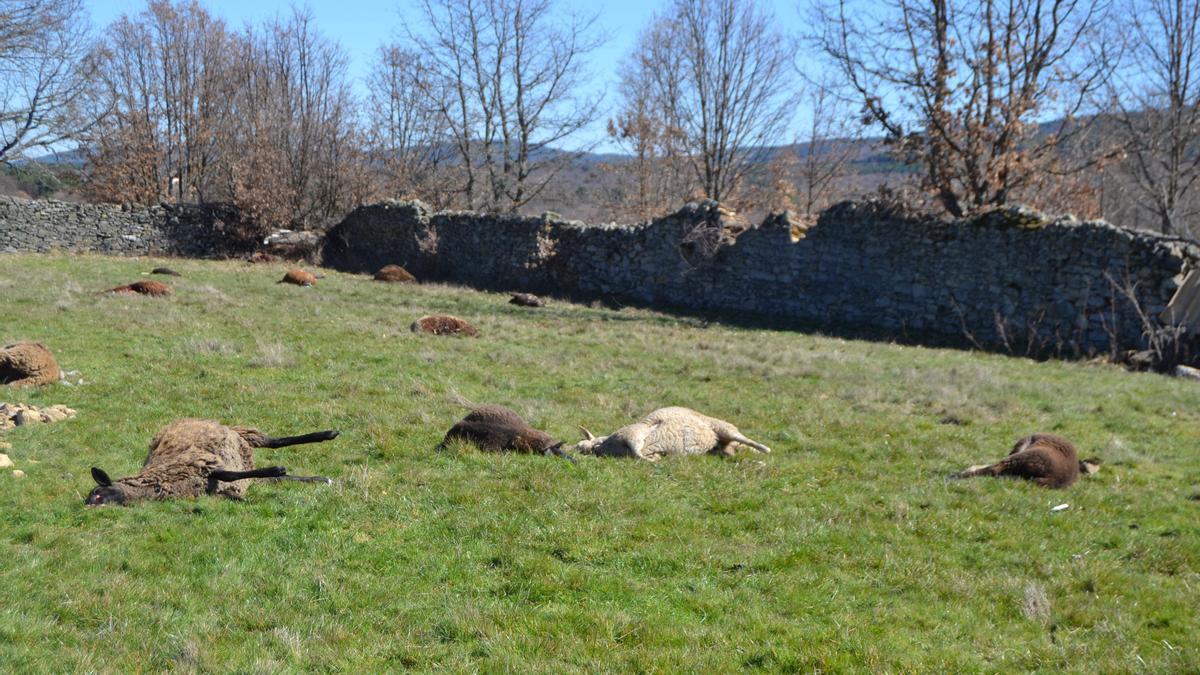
324;199;1200;355
4;192;1196;355
0;196;249;257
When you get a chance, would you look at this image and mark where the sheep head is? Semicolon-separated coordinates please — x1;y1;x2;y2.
572;426;613;455
1080;458;1102;475
85;467;130;507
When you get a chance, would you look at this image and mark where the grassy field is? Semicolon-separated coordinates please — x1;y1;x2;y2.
0;253;1197;672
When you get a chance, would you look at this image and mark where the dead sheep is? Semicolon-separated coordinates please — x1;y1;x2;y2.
105;280;173;296
953;433;1100;489
440;404;572;461
374;265;417;283
574;406;772;461
0;342;62;387
411;314;479;337
85;419;339;506
509;293;544;307
279;269;318;286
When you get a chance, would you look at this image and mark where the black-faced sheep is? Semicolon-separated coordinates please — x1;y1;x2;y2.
85;419;339;506
411;314;480;337
440;404;572;461
0;342;62;387
953;433;1100;489
280;269;318;286
106;280;174;296
374;265;417;283
574;406;772;461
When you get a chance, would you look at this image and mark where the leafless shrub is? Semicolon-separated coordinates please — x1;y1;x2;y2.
1106;270;1195;370
677;205;744;267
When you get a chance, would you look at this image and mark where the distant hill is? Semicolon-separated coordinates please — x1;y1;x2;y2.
14;149;87;168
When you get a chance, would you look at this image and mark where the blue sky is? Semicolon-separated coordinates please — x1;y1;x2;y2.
85;0;813;150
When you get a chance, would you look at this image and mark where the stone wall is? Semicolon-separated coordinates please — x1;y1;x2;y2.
0;196;252;257
5;192;1196;356
323;199;1200;355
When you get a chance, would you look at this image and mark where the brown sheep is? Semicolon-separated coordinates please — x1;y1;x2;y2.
411;314;479;337
953;433;1100;489
279;269;318;286
0;342;62;387
85;419;339;506
106;280;173;296
440;404;572;461
574;407;772;461
374;265;417;283
509;293;544;307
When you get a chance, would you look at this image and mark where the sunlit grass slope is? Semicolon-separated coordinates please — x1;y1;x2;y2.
0;254;1197;671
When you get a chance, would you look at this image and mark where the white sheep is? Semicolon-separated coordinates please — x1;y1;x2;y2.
574;406;771;461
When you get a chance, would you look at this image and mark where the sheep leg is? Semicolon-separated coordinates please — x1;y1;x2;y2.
952;464;998;480
206;466;288;493
209;466;288;482
727;432;771;454
625;427;659;462
260;429;340;448
267;474;334;485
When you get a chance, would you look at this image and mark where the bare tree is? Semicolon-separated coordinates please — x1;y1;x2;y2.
85;0;237;202
604;20;695;221
0;0;97;164
622;0;796;204
84;3;366;229
407;0;603;213
234;7;364;228
793;77;860;218
364;45;457;208
1109;0;1200;236
814;0;1116;217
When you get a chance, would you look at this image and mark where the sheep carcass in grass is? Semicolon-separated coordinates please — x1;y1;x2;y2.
279;269;318;286
105;280;173;296
440;404;572;461
574;407;771;461
411;314;479;337
86;419;339;506
954;433;1099;489
0;342;61;387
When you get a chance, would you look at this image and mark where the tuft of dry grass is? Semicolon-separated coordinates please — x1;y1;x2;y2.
249;340;291;368
1023;582;1052;623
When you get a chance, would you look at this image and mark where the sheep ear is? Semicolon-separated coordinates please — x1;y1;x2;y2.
578;425;595;441
91;467;113;487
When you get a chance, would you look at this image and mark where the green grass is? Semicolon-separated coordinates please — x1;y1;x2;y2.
1;253;1198;672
